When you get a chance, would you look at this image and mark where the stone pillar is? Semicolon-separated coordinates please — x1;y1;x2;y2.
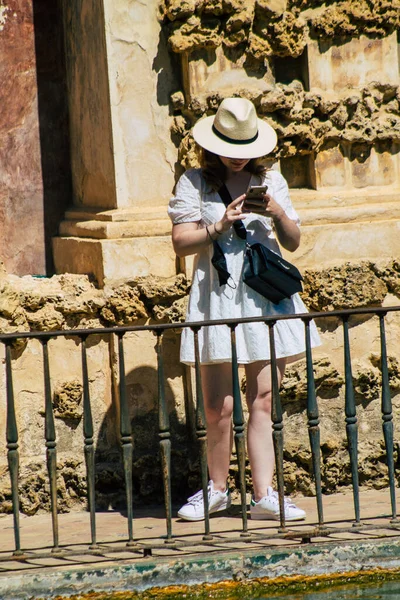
53;0;179;286
0;0;70;276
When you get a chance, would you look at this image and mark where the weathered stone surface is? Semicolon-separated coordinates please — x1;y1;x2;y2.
310;1;400;39
301;263;388;312
0;271;192;513
52;381;83;420
0;272;189;335
371;261;400;296
152;296;188;322
171;76;400;170
162;0;400;55
100;284;148;326
135;273;190;307
370;353;400;391
280;357;344;403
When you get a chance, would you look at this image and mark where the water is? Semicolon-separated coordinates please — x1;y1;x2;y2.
259;579;400;599
44;578;400;599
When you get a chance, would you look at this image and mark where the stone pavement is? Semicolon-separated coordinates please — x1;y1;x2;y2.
0;488;400;599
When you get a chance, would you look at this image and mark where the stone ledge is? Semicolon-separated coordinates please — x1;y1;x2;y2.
59;218;172;239
1;537;400;599
291;187;400;209
65;205;170;222
288;219;400;270
299;201;400;226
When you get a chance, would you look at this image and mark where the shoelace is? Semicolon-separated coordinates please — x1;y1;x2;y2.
269;489;297;508
187;485;226;506
187;486;211;506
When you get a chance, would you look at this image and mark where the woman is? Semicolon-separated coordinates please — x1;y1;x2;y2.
168;97;320;522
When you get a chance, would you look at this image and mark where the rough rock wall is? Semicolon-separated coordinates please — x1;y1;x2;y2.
171;79;400;172
161;0;400;170
160;1;400;55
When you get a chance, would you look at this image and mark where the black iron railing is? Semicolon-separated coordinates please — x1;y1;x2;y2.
2;306;400;562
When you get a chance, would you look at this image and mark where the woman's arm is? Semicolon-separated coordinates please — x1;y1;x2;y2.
270;207;300;252
172;222;217;258
172;195;247;257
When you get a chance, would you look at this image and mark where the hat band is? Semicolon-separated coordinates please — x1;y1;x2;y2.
212;124;259;145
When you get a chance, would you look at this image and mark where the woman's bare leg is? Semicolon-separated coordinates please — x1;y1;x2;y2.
200;362;233;492
245;358;286;501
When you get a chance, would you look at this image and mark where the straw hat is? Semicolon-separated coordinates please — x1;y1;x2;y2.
192;97;277;159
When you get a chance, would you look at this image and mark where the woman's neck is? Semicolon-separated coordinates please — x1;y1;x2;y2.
224;169;252;198
226;167;249;180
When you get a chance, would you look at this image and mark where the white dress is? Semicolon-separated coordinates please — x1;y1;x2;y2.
168;168;320;365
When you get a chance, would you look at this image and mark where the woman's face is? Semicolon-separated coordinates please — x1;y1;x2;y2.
219;156;250;172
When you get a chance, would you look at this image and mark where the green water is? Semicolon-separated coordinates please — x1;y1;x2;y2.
262;580;400;598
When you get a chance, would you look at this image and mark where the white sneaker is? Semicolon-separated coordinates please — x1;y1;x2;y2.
177;480;231;522
250;486;306;521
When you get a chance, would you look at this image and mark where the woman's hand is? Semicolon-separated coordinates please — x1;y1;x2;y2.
243;192;284;220
215;194;247;233
244;192;300;252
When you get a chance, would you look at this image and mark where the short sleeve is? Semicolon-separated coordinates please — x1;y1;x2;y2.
168;169;202;225
267;171;300;226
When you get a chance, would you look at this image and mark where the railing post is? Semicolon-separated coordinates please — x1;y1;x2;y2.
268;321;286;531
41;339;60;551
156;331;174;541
379;314;398;522
4;342;22;556
229;325;248;535
80;335;98;548
304;318;324;528
192;326;212;540
117;333;135;546
342;316;361;525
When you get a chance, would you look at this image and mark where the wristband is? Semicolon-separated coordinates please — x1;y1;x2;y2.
214;222;223;235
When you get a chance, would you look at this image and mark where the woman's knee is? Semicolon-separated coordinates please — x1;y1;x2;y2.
205;399;233;426
247;389;273;415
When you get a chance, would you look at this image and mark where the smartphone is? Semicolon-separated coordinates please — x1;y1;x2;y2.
245;185;268;200
243;184;268;212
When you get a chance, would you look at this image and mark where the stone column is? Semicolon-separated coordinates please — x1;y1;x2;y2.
53;0;179;286
0;0;70;276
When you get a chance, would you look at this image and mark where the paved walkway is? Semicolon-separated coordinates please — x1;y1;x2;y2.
1;488;399;573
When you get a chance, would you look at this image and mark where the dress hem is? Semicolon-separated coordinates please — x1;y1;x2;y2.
181;350;310;366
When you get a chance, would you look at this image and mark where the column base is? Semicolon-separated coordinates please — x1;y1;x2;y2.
53;235;177;287
52;206;177;286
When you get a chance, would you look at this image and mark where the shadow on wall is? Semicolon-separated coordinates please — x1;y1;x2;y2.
94;364;197;512
32;0;72;275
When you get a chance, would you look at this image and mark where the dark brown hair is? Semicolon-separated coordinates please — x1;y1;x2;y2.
200;149;268;191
